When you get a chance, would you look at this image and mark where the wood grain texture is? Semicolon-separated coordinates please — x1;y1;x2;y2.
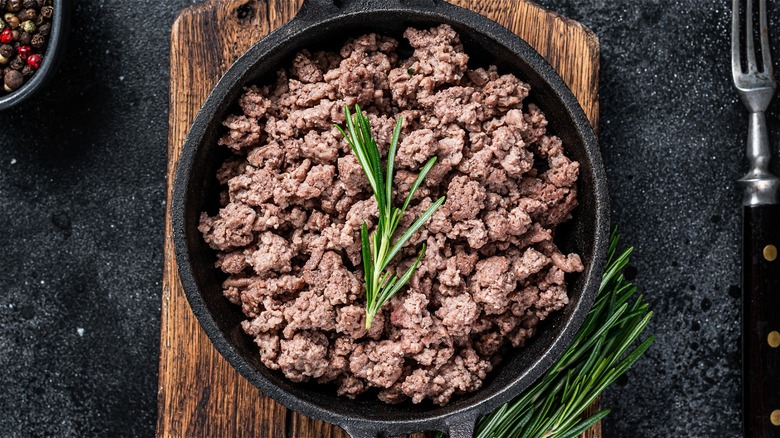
157;0;600;437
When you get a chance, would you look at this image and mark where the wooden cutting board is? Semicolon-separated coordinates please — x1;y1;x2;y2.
157;1;600;436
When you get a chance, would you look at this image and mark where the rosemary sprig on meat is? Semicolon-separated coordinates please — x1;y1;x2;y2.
336;105;445;329
437;230;653;438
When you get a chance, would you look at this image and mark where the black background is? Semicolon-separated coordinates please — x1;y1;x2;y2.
1;0;776;436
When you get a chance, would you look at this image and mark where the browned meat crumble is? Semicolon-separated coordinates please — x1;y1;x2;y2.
199;24;583;405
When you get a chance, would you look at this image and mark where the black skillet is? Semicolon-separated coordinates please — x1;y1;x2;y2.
173;0;609;436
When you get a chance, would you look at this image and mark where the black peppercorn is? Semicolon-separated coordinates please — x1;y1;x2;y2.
20;63;31;76
39;4;49;19
19;32;32;46
32;10;41;25
4;13;19;29
5;0;21;12
3;68;22;91
37;21;48;36
21;0;34;8
17;30;28;45
30;32;42;48
18;8;34;21
8;55;22;70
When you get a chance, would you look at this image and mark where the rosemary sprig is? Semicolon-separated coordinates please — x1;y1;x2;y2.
336;105;445;329
436;229;653;438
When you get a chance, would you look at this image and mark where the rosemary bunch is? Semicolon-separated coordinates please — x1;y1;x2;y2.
336;105;445;329
437;229;654;438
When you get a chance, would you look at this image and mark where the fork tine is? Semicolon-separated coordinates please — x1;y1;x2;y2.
733;0;743;77
746;0;758;72
760;0;772;74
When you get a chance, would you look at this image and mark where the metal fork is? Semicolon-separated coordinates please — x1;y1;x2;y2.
731;1;780;436
733;0;780;204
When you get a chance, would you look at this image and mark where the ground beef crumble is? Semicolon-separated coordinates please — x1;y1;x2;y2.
200;24;583;405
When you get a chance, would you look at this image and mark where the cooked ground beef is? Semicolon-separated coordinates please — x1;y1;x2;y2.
199;24;583;405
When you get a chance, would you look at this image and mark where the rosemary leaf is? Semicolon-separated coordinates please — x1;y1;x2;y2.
401;156;438;214
386;117;403;206
381;196;445;272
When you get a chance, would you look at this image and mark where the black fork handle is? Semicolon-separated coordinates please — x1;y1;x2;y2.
743;203;780;438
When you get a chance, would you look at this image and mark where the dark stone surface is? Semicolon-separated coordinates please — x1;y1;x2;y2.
0;1;193;436
0;0;776;437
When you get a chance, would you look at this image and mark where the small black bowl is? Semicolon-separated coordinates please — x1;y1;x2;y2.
0;0;70;111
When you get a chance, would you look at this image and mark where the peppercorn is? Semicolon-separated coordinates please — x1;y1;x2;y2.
0;27;12;43
32;10;41;24
17;30;29;44
37;21;48;35
39;5;50;19
19;19;33;33
18;8;34;21
0;43;10;65
4;13;19;29
0;1;6;10
25;51;37;68
29;32;41;47
5;0;20;12
21;0;34;8
20;63;30;75
3;68;22;91
8;54;21;70
15;44;29;60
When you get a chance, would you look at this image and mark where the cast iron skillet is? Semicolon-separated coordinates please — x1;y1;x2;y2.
173;0;609;436
0;0;71;111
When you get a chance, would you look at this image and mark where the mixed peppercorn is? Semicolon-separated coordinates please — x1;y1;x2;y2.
0;0;53;94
